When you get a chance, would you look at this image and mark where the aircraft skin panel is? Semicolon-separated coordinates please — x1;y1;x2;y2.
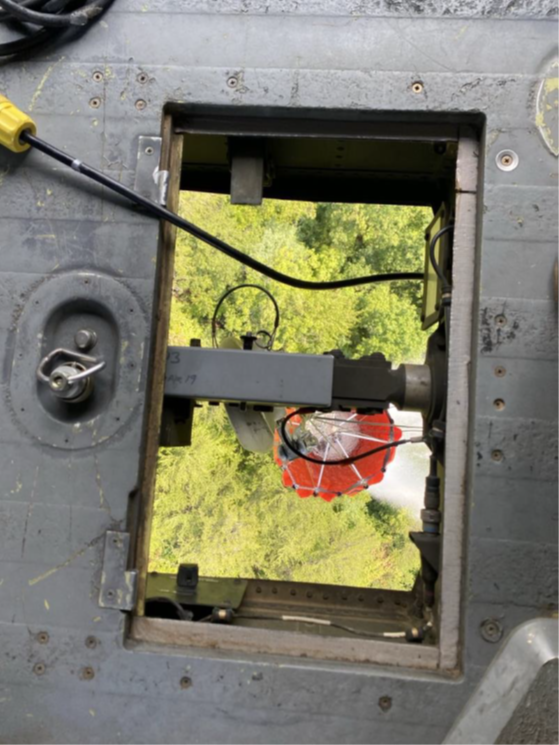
0;1;556;742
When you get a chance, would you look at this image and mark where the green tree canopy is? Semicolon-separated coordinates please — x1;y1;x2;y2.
151;193;431;590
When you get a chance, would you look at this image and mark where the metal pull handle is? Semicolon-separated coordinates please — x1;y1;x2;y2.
37;348;106;402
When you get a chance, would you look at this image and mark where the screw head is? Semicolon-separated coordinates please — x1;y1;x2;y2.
496;149;519;172
135;99;147;111
92;71;104;83
226;76;239;89
33;662;46;676
411;81;424;94
379;695;392;712
145;146;154;155
480;618;503;643
89;97;102;109
495;314;507;327
491;449;504;462
493;398;505;411
81;666;95;680
180;676;192;689
36;631;49;644
494;365;506;377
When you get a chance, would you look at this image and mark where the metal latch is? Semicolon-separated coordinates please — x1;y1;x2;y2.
134;136;168;206
37;347;105;403
99;531;138;611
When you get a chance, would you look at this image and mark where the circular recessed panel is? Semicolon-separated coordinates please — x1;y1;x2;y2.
7;271;148;450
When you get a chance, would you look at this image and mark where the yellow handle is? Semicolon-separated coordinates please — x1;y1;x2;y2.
0;95;36;153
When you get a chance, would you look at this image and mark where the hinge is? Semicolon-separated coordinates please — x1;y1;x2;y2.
99;531;138;611
133;136;169;206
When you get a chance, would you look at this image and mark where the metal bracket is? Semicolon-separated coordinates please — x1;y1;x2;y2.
134;136;169;206
99;531;138;611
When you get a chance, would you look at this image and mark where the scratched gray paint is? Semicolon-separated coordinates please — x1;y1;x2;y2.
0;2;557;743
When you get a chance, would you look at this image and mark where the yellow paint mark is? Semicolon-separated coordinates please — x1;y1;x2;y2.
454;24;469;40
544;76;559;93
35;234;56;240
29;57;65;112
89;709;96;717
93;616;101;622
0;579;3;586
29;539;95;586
44;599;50;610
46;189;53;196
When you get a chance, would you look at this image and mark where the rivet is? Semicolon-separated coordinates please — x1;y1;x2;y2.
180;676;192;689
92;71;104;83
137;72;149;84
33;662;46;676
81;666;95;680
494;365;506;377
491;449;503;462
480;618;503;643
411;81;424;94
495;314;507;327
85;636;98;649
226;76;239;89
135;99;147;111
36;631;49;644
379;695;392;712
144;146;154;155
89;97;101;109
493;398;505;411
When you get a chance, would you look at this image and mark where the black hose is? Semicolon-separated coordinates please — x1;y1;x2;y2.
0;0;113;56
0;0;101;25
20;131;425;292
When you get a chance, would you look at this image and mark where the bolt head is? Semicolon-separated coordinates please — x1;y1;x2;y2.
74;328;97;352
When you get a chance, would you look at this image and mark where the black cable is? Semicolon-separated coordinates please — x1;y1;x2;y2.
428;224;454;293
211;284;280;350
279;407;419;467
0;0;113;57
0;0;100;25
20;131;424;292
